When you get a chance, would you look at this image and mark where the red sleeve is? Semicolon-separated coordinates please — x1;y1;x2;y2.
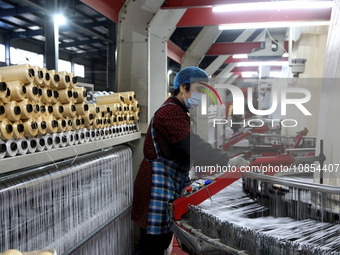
154;104;190;145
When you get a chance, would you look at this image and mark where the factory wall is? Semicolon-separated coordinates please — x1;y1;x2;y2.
282;26;328;137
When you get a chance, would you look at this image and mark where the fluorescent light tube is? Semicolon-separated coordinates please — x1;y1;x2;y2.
233;54;248;59
213;1;333;12
219;21;330;30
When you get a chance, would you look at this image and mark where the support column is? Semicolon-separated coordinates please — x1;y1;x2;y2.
70;55;75;73
181;26;221;68
107;20;116;91
116;0;169;126
44;0;58;70
90;61;96;86
5;35;10;66
148;9;186;119
316;0;340;186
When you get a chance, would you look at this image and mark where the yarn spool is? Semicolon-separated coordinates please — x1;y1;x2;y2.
0;64;34;83
62;102;76;118
0;81;7;99
41;87;53;104
96;93;124;105
120;91;134;104
25;82;39;102
75;86;86;103
0;88;10;104
57;71;71;89
7;81;26;101
75;102;89;116
41;68;51;87
57;118;67;132
43;115;58;133
0;102;5;121
51;90;59;104
36;116;47;136
49;70;60;89
32;66;44;85
22;118;38;138
52;102;64;119
31;101;40;119
70;73;77;89
0;118;13;140
5;101;21;121
17;99;33;120
59;89;73;104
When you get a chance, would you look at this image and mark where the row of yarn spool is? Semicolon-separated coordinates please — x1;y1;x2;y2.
0;64;140;159
0;249;54;255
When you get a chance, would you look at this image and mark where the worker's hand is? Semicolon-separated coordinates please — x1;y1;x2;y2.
228;155;250;167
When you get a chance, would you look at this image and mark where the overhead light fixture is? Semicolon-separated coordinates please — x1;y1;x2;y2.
237;61;288;67
241;72;258;78
269;71;283;78
54;14;66;26
232;54;248;59
219;20;330;30
212;1;333;12
283;53;289;58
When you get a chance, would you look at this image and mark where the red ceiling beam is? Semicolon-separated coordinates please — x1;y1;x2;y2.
177;8;331;27
167;40;185;63
225;56;288;63
80;0;125;23
206;41;289;55
161;0;272;9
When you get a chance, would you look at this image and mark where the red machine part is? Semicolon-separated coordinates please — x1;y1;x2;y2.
223;125;270;151
172;169;242;221
289;128;309;148
172;152;294;220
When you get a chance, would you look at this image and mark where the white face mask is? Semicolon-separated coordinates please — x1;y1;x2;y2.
183;91;202;109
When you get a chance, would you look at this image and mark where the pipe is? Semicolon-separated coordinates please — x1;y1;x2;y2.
243;172;340;195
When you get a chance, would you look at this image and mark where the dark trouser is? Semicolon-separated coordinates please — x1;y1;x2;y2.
135;227;173;255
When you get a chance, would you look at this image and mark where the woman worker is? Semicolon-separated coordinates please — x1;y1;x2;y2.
132;67;234;254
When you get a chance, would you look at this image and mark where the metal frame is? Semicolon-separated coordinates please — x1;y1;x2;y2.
0;132;141;175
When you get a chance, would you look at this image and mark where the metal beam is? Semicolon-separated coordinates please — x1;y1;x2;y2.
181;26;221;68
44;0;58;70
10;20;107;40
60;38;105;49
74;49;107;59
224;75;239;85
10;29;44;40
204;29;256;76
107;20;116;91
177;8;331;27
19;0;112;42
206;41;289;55
167;40;185;64
0;6;37;18
80;0;125;23
5;35;10;66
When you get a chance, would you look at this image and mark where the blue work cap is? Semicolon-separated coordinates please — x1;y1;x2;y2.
173;67;209;89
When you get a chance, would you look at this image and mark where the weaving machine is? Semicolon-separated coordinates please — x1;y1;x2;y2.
170;140;340;255
0;146;133;255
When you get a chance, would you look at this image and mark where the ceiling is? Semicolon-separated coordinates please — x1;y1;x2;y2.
0;0;333;78
0;0;110;61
